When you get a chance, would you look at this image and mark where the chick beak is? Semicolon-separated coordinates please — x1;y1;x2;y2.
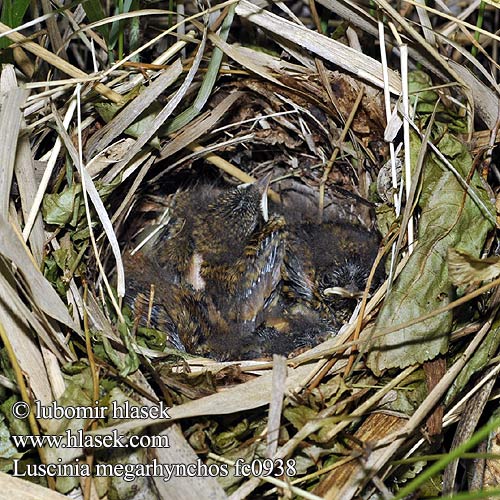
323;286;367;299
255;172;272;222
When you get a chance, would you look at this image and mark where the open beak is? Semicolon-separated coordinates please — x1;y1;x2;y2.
255;172;272;222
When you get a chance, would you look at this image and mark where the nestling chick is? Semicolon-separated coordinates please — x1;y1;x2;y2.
283;219;383;324
124;177;384;360
125;175;287;360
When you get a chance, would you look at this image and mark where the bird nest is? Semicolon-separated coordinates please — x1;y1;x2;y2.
1;2;499;500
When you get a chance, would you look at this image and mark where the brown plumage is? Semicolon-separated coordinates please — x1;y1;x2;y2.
124;251;210;353
156;174;275;286
125;175;289;360
123;177;384;360
283;221;383;323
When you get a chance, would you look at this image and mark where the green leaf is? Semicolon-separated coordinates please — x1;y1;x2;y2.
367;104;494;374
97;322;141;377
100;334;126;373
376;204;399;239
446;316;500;404
95;97;162;149
43;256;67;296
96;174;122;199
165;4;236;134
81;0;110;42
118;321;140;376
213;420;250;453
0;396;30;437
409;71;467;133
283;406;317;431
137;326;167;351
42;184;82;226
41;368;99;493
0;412;22;467
53;247;79;273
0;0;31;50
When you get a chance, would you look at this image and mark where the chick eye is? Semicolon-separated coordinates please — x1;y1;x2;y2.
323;272;333;283
322;270;340;286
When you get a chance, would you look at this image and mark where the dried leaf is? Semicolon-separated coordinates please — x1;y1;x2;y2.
87;58;184;157
448;248;500;286
0;215;78;331
236;0;400;93
0;275;56;404
14;121;45;266
0;77;25;216
159;91;244;160
103;34;207;183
